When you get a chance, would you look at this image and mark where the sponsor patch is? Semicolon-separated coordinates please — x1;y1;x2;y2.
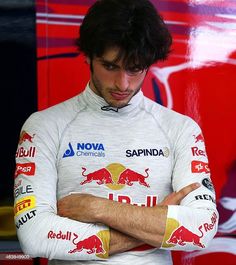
63;142;105;158
14;163;35;178
68;234;106;255
80;164;150;189
191;147;206;157
15;147;36;158
191;161;210;173
14;196;36;217
195;194;216;203
202;178;215;192
15;210;37;229
126;147;170;158
14;184;34;199
47;230;109;259
19;131;35;145
194;134;204;143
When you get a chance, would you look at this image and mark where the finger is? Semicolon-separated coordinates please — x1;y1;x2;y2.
175;182;200;201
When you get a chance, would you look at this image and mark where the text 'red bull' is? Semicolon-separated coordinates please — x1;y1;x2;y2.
108;193;157;207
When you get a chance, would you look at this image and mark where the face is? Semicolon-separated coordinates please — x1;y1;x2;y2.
87;47;148;108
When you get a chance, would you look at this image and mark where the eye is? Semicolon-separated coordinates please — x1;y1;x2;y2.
102;63;119;71
126;66;145;76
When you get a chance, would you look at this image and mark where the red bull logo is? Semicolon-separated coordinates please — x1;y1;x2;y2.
48;230;73;241
19;131;35;145
14;179;22;189
191;161;210;173
108;193;157;207
191;147;206;157
69;234;105;255
80;167;113;185
80;163;150;190
167;225;205;248
15;147;36;158
164;212;217;249
194;133;204;143
117;168;150;187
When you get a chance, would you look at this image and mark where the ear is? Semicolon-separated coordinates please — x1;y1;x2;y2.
85;56;91;64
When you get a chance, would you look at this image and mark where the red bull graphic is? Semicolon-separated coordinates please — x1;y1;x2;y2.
48;230;108;257
80;164;150;189
167;225;205;248
108;193;157;207
48;230;73;241
19;131;35;145
191;147;206;157
15;147;36;158
80;167;113;185
204;212;218;232
117;168;150;187
14;179;22;189
69;234;105;255
191;160;210;174
165;212;217;249
194;134;204;143
14;163;36;178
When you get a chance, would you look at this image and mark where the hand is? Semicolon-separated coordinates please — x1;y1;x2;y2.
159;182;200;206
57;193;102;222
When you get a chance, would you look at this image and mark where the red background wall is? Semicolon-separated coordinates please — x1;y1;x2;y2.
36;0;236;264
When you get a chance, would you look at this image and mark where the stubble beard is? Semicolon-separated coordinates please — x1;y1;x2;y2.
90;75;142;109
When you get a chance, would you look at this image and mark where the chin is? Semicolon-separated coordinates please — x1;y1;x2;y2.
110;100;130;109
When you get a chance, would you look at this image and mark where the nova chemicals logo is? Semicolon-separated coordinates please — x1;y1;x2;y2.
63;142;105;158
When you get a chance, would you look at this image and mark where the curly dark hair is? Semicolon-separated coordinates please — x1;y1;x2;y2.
77;0;172;69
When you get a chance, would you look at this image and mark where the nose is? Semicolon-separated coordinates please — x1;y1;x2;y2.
115;71;129;91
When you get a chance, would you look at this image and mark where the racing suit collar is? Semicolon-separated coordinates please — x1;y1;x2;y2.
81;83;144;114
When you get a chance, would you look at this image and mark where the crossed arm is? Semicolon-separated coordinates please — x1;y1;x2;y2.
57;183;200;255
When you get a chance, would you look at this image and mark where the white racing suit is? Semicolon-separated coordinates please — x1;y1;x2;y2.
14;84;218;264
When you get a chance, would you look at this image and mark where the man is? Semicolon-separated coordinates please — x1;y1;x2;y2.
14;0;218;264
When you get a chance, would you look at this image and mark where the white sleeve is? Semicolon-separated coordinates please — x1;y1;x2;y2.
161;118;218;251
14;112;110;260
